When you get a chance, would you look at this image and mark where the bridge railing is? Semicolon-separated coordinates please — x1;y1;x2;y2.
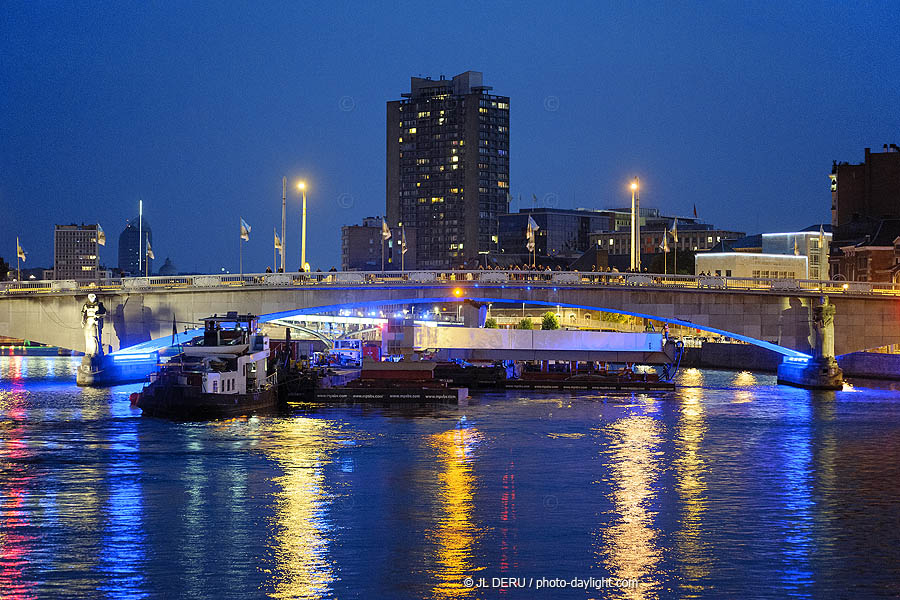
2;270;898;297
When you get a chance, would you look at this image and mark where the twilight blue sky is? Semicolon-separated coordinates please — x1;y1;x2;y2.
2;1;899;273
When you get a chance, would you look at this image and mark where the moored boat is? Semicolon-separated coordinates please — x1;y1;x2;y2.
137;313;277;419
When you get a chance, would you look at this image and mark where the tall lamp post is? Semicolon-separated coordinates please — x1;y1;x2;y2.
630;178;640;271
297;181;308;272
280;177;287;272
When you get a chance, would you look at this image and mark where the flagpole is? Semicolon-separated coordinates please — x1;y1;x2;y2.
240;237;243;279
381;238;385;272
281;177;286;272
16;237;20;281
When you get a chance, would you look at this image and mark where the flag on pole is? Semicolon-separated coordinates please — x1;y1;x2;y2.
381;219;392;241
819;224;826;248
526;216;539;252
401;226;408;254
693;204;698;218
240;218;251;241
670;219;678;243
96;224;106;246
793;239;800;256
16;237;26;262
274;228;282;250
660;235;669;253
146;239;154;260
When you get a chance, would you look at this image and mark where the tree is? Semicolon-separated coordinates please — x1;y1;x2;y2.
484;317;498;328
517;317;533;330
541;311;560;330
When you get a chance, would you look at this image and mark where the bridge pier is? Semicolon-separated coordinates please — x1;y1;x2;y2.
777;297;844;390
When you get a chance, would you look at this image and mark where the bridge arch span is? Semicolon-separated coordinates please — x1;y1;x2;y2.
259;296;811;359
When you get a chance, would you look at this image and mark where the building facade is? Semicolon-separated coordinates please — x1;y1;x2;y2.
341;217;417;271
498;208;614;260
590;226;745;257
830;219;900;282
760;228;831;281
53;224;100;281
118;218;152;276
386;71;509;269
831;145;900;229
695;253;809;279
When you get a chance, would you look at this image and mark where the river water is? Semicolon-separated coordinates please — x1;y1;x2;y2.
0;356;898;599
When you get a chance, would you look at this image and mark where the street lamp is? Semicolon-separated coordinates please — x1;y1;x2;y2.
630;178;640;271
297;181;308;272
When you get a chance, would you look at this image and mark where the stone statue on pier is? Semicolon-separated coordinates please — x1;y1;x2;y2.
81;293;107;357
777;295;843;390
811;295;836;359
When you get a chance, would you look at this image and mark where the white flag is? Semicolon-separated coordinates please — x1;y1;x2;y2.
670;219;678;243
240;218;251;241
660;235;669;253
401;226;408;255
16;237;26;262
525;215;538;252
274;228;282;250
97;223;106;246
793;239;799;256
381;219;392;241
146;239;154;260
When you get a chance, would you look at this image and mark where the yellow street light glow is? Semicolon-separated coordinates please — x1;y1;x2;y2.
453;288;463;297
630;181;638;190
297;181;306;190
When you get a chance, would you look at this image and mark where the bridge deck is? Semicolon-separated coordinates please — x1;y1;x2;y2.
2;270;898;299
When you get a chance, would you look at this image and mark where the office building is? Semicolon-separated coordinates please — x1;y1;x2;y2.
118;217;152;276
53;224;100;281
386;71;509;269
589;209;743;258
341;217;417;271
498;208;614;260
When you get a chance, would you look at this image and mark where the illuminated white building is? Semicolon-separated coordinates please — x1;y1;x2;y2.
695;252;808;279
696;224;831;280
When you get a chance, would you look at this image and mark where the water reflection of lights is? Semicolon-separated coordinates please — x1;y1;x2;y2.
777;401;815;591
267;418;341;600
0;396;36;599
674;386;711;591
733;371;757;387
599;415;663;599
681;368;703;387
499;459;517;578
98;422;146;598
428;424;481;599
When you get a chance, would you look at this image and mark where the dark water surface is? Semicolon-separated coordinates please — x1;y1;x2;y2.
1;356;899;599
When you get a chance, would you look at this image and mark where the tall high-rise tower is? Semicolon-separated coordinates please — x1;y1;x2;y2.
118;218;152;276
386;71;509;268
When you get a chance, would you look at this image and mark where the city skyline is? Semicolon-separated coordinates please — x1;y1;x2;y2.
3;3;899;272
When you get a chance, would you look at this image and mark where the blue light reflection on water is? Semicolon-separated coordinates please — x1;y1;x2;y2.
1;357;900;598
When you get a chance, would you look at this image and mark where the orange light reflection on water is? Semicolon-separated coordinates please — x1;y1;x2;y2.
598;413;663;599
674;385;712;593
266;418;341;600
427;424;481;600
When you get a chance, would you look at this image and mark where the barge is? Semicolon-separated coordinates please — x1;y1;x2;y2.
136;313;277;419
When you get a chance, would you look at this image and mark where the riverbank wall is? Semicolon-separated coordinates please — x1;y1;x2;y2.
682;342;900;380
